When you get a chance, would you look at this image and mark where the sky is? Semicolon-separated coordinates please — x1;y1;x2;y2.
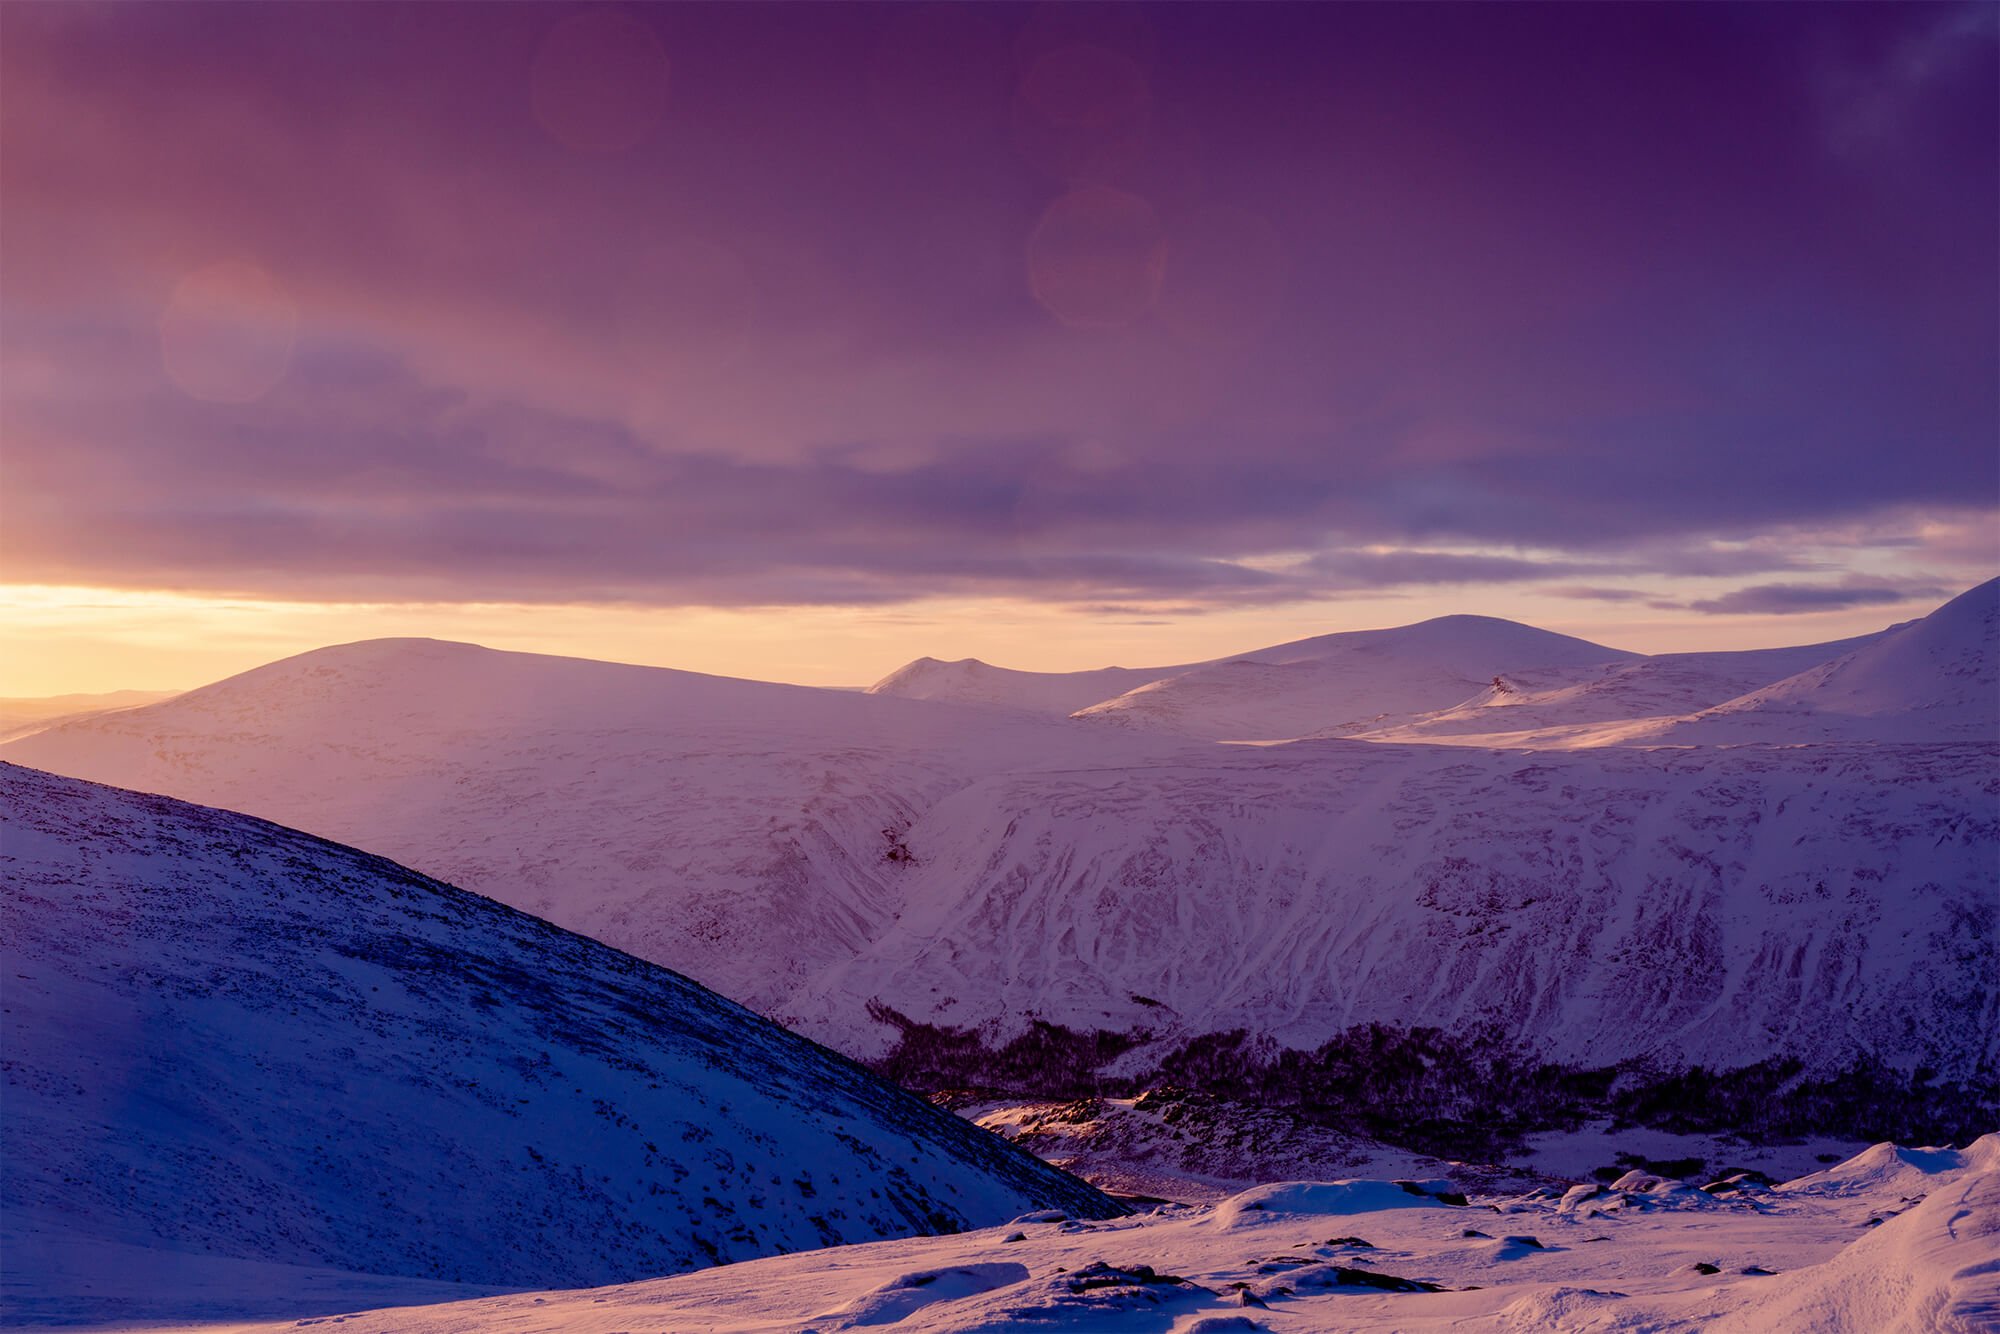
3;1;1996;694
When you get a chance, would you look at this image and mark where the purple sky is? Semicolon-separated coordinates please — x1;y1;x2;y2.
5;2;1996;633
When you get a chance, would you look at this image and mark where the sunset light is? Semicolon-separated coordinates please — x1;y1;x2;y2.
3;3;1994;1328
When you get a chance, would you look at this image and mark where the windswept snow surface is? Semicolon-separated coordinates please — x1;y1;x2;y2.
0;764;1119;1323
86;1136;2000;1334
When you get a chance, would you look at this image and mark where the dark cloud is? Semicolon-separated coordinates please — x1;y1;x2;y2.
1685;582;1954;615
2;2;1994;609
1299;550;1615;587
1545;586;1656;603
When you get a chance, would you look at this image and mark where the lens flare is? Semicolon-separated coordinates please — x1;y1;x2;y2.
1026;186;1166;329
158;259;299;404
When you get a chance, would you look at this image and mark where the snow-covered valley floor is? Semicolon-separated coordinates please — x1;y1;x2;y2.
39;1137;1998;1334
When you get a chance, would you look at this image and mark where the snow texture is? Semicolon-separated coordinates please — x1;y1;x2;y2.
6;584;1995;1079
0;763;1119;1321
54;1135;1998;1333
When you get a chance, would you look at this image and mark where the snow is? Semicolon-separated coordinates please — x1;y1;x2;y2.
1070;616;1636;742
1648;576;2000;745
802;738;1997;1076
6;581;1996;1332
5;590;1994;1081
870;616;1634;732
0;637;1196;1017
1713;1156;2000;1333
0;689;179;744
0;764;1118;1323
1371;580;1998;750
868;656;1174;716
1776;1140;1988;1199
1208;1180;1452;1227
873;588;1993;750
967;1093;1497;1205
48;1135;1996;1333
1342;631;1888;745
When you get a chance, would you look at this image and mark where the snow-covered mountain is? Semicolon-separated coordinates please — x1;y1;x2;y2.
802;737;1999;1078
1643;577;1999;745
0;638;1190;1013
1344;632;1888;745
869;616;1637;731
0;763;1118;1308
0;688;178;744
1069;616;1638;743
867;655;1174;715
6;588;1993;1089
869;591;1989;748
1352;581;1998;750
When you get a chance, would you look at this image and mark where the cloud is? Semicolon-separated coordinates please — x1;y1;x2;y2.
1297;550;1616;588
1;3;1994;613
1685;581;1953;615
1545;586;1656;603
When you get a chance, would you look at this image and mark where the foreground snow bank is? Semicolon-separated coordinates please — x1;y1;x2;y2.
64;1136;1998;1333
1718;1146;2000;1333
1208;1180;1458;1229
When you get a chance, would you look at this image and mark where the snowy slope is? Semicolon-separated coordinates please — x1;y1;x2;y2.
0;639;1189;1012
867;656;1174;715
86;1136;2000;1334
1642;577;2000;745
6;596;1993;1081
1071;616;1636;741
800;738;1999;1077
1345;632;1885;745
0;763;1119;1314
869;616;1633;728
0;689;178;744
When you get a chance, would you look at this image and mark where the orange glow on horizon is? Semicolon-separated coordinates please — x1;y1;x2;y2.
0;581;1960;700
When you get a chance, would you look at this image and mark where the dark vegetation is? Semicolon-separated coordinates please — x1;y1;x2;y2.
866;1006;1999;1162
1593;1151;1709;1181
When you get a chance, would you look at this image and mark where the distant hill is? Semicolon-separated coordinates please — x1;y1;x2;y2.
868;654;1170;715
1650;577;1998;744
0;637;1188;1012
0;689;178;743
1346;631;1890;745
7;588;1992;1079
1071;615;1636;741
